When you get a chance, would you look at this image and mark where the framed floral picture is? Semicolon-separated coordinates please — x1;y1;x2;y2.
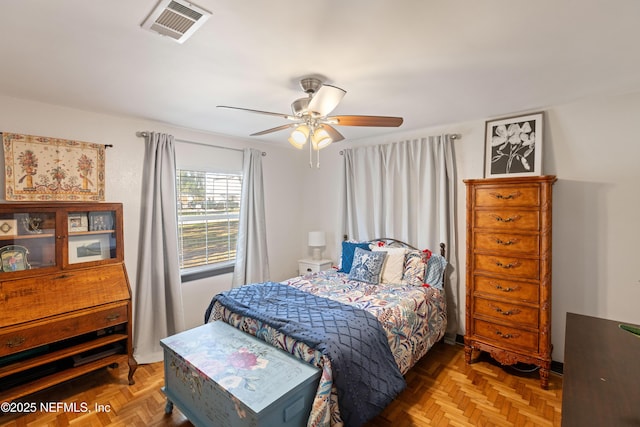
484;112;543;178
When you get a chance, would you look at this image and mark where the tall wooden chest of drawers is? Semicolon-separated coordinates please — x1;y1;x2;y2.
463;176;555;388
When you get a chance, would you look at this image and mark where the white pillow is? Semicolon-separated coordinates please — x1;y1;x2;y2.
371;246;407;284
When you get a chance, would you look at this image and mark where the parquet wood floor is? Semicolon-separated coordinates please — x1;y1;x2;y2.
0;342;562;427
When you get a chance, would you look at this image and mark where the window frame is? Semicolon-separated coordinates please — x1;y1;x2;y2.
175;169;242;282
180;261;235;282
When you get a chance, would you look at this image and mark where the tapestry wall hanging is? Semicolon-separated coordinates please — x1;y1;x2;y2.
3;132;105;201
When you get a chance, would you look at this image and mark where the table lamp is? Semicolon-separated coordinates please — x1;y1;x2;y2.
308;231;326;261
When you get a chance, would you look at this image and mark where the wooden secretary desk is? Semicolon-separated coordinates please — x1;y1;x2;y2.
463;176;556;388
0;202;137;403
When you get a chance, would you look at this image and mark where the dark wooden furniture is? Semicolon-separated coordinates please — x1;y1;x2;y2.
562;312;640;426
0;202;136;403
463;176;556;388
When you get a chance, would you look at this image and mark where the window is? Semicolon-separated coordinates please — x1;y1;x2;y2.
176;169;242;280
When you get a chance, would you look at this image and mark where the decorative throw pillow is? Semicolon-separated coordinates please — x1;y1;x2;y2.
338;241;370;273
401;249;427;286
348;247;387;284
424;253;448;290
371;246;407;284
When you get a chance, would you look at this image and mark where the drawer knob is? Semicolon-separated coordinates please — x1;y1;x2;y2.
495;238;518;246
495;260;520;269
492;305;521;316
495;330;519;339
495;284;518;292
6;336;26;348
490;191;521;200
106;313;121;322
491;214;521;223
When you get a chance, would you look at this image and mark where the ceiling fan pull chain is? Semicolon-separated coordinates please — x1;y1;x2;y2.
316;146;320;168
308;132;313;168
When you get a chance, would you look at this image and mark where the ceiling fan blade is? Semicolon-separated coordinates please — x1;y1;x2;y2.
329;115;404;127
217;105;296;121
308;85;346;116
318;124;345;142
250;124;295;136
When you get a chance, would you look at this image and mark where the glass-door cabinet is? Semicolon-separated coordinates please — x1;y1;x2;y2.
0;202;123;278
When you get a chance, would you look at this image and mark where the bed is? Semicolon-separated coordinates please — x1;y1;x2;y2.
204;239;448;427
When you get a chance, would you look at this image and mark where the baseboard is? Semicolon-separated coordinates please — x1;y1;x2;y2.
452;334;564;375
550;360;563;375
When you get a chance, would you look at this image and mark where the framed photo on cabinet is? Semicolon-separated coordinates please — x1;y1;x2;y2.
0;219;18;236
68;234;111;264
68;213;89;232
484;112;543;178
0;245;31;271
89;211;114;231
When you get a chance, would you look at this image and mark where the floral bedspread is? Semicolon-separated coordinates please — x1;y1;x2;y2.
206;269;447;427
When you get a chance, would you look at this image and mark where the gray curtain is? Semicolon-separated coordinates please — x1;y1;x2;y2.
341;135;459;335
134;132;185;363
232;148;270;286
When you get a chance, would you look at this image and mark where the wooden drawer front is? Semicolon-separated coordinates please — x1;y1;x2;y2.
0;302;128;357
474;297;538;327
474;209;539;231
473;319;538;353
474;232;539;255
0;264;129;327
474;276;539;304
475;185;540;208
475;254;539;280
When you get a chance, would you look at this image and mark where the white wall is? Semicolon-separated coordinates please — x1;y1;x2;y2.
0;94;305;331
310;90;640;362
3;90;640;363
545;92;640;361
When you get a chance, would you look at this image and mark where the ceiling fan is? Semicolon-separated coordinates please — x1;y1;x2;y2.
217;77;404;155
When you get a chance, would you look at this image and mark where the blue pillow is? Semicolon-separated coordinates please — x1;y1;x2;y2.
348;247;387;284
338;241;371;273
424;253;448;290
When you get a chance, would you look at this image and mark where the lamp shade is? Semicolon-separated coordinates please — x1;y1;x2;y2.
311;128;332;150
308;231;326;247
288;125;310;149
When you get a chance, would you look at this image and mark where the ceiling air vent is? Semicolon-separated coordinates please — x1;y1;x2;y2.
141;0;211;43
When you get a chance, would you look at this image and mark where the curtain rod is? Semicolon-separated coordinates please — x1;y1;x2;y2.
136;131;266;156
338;133;461;155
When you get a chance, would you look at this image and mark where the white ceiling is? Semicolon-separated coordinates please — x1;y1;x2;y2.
2;0;640;146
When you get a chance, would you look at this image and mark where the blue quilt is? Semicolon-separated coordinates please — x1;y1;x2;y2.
205;282;406;427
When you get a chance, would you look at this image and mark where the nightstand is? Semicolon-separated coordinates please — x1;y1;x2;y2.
298;259;332;276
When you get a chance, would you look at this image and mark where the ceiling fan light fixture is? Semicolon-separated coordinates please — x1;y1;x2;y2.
218;76;403;167
288;125;309;149
291;98;309;117
311;128;332;150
